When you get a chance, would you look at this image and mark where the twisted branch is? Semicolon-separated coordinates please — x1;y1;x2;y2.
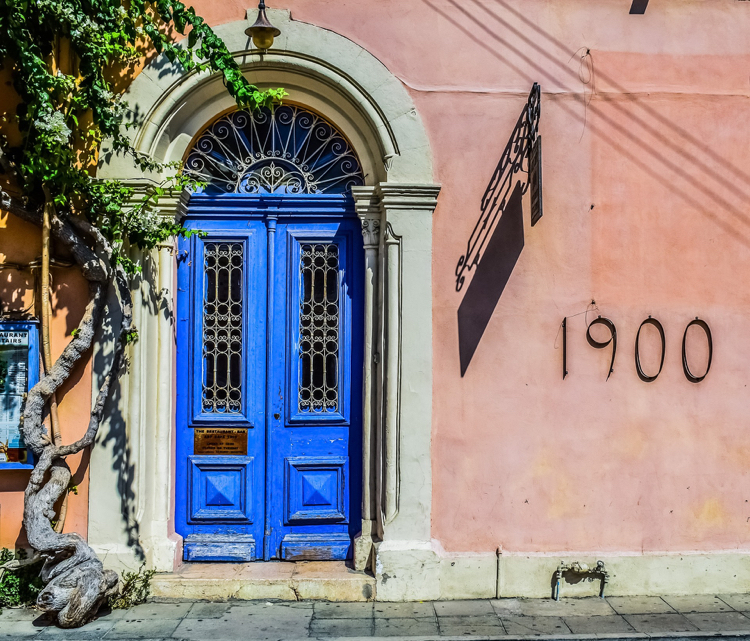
2;184;133;626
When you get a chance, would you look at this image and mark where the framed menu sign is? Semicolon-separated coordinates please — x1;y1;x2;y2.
0;321;39;468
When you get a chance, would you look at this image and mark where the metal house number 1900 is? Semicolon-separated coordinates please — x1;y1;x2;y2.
562;316;712;383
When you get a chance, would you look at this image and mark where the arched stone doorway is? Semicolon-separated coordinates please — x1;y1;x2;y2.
91;9;440;597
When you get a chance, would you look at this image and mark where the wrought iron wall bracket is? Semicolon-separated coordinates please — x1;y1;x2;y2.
455;83;541;291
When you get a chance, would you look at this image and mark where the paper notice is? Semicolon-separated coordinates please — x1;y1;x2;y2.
0;330;29;449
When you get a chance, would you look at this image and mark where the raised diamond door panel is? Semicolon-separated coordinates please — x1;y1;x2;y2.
188;456;254;523
285;457;347;523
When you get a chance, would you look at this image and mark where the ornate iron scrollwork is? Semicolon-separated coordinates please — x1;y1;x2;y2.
202;242;243;413
185;105;365;195
298;243;340;413
455;83;541;291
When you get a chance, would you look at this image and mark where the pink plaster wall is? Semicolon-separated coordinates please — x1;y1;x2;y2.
5;0;749;558
191;0;750;554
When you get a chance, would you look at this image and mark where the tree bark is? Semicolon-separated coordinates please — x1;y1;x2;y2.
2;188;133;627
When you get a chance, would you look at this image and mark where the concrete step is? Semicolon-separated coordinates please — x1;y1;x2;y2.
150;560;375;602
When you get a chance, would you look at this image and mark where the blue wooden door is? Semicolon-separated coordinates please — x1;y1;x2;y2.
175;196;362;562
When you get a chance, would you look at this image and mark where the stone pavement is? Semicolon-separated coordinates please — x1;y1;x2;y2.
4;595;750;640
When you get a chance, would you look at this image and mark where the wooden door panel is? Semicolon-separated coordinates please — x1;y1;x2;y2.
265;221;362;560
176;221;267;561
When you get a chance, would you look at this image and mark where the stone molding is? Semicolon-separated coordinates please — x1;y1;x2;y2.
98;9;433;186
351;183;440;579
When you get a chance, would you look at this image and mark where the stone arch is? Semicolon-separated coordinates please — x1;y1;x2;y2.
98;9;434;186
90;10;440;595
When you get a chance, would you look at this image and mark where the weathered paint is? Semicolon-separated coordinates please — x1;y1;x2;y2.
4;0;750;575
174;195;363;561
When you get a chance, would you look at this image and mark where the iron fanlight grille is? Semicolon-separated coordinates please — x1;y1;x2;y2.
185;105;365;195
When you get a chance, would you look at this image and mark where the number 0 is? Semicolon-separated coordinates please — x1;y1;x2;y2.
635;316;665;383
682;318;712;383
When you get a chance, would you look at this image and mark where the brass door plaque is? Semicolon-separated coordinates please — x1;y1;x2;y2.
194;428;248;455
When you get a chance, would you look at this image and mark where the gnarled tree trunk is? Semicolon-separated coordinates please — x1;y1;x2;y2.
2;189;134;627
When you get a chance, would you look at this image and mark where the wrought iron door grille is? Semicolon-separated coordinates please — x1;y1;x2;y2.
202;242;243;413
185;106;365;195
298;243;339;413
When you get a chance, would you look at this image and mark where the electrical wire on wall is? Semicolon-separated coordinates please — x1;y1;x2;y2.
569;47;597;142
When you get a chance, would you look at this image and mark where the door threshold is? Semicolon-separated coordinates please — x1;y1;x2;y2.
151;561;375;602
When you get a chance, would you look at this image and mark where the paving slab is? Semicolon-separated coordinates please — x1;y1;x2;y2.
623;613;699;633
170;607;312;641
314;601;375;618
119;603;193;620
0;620;42;639
606;596;675;615
36;619;114;639
490;599;524;617
497;597;616;617
500;615;572;635
309;617;374;637
0;609;40;623
437;615;506;636
225;601;314;614
373;602;435;618
103;617;182;639
684;611;750;632
435;600;497;617
183;602;232;619
374;617;439;636
563;614;634;634
662;595;733;613
721;595;750;611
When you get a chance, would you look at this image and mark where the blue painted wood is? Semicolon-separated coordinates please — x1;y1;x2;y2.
265;219;363;560
0;320;39;471
286;457;347;523
176;194;362;561
280;533;352;561
176;218;267;561
188;456;254;522
184;534;256;562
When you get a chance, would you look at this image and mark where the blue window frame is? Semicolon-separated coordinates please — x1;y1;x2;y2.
0;320;39;470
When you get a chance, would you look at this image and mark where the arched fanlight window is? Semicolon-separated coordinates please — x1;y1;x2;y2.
184;105;365;195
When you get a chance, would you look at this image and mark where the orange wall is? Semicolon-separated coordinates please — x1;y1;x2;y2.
0;213;91;548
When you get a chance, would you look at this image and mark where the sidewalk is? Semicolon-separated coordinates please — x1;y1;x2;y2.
4;595;750;640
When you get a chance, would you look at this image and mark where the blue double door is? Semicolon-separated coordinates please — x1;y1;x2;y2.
176;198;363;562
